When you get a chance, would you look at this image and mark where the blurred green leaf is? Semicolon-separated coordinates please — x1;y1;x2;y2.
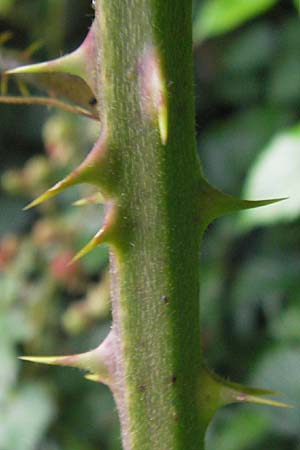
206;408;270;450
269;304;300;342
200;107;291;193
222;24;275;73
250;347;300;436
240;125;300;228
193;0;278;43
0;382;56;450
0;197;29;234
268;57;300;105
0;0;15;15
231;255;300;338
0;342;18;400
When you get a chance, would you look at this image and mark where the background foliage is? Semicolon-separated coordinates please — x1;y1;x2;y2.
0;1;300;449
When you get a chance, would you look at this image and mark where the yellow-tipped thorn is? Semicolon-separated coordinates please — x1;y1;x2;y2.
70;203;118;263
19;353;98;371
4;43;83;77
23;191;56;211
238;394;292;409
5;22;96;92
72;192;104;207
19;331;115;385
158;102;168;145
19;355;61;365
84;373;100;382
4;52;88;90
138;46;168;145
70;228;107;264
23;177;74;211
6;62;48;76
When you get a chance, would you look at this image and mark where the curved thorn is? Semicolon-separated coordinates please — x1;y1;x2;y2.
198;364;292;429
235;394;292;409
71;230;106;264
19;352;107;374
5;22;96;92
85;374;100;382
19;331;116;386
23;133;110;210
158;101;168;146
71;203;118;263
72;192;104;206
138;46;168;145
23;176;75;210
71;224;110;264
19;355;61;365
199;179;287;226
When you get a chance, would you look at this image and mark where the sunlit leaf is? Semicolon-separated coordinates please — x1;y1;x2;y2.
194;0;278;43
240;125;300;228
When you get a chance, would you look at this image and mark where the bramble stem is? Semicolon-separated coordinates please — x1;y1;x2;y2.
95;1;205;449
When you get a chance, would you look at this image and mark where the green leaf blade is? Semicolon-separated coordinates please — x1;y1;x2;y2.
194;0;278;43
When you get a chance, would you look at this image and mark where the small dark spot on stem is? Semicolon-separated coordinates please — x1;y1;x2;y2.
162;295;169;305
89;97;97;106
171;375;177;384
138;384;146;393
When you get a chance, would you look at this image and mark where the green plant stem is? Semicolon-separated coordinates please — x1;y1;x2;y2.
95;1;205;449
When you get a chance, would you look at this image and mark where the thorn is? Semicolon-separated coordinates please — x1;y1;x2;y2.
19;352;109;384
23;132;111;210
5;22;96;92
138;45;168;145
199;179;287;226
19;355;61;365
71;230;107;264
19;331;116;386
73;192;104;206
235;394;292;409
198;364;292;429
23;176;75;210
158;100;168;145
85;373;100;382
71;203;118;263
